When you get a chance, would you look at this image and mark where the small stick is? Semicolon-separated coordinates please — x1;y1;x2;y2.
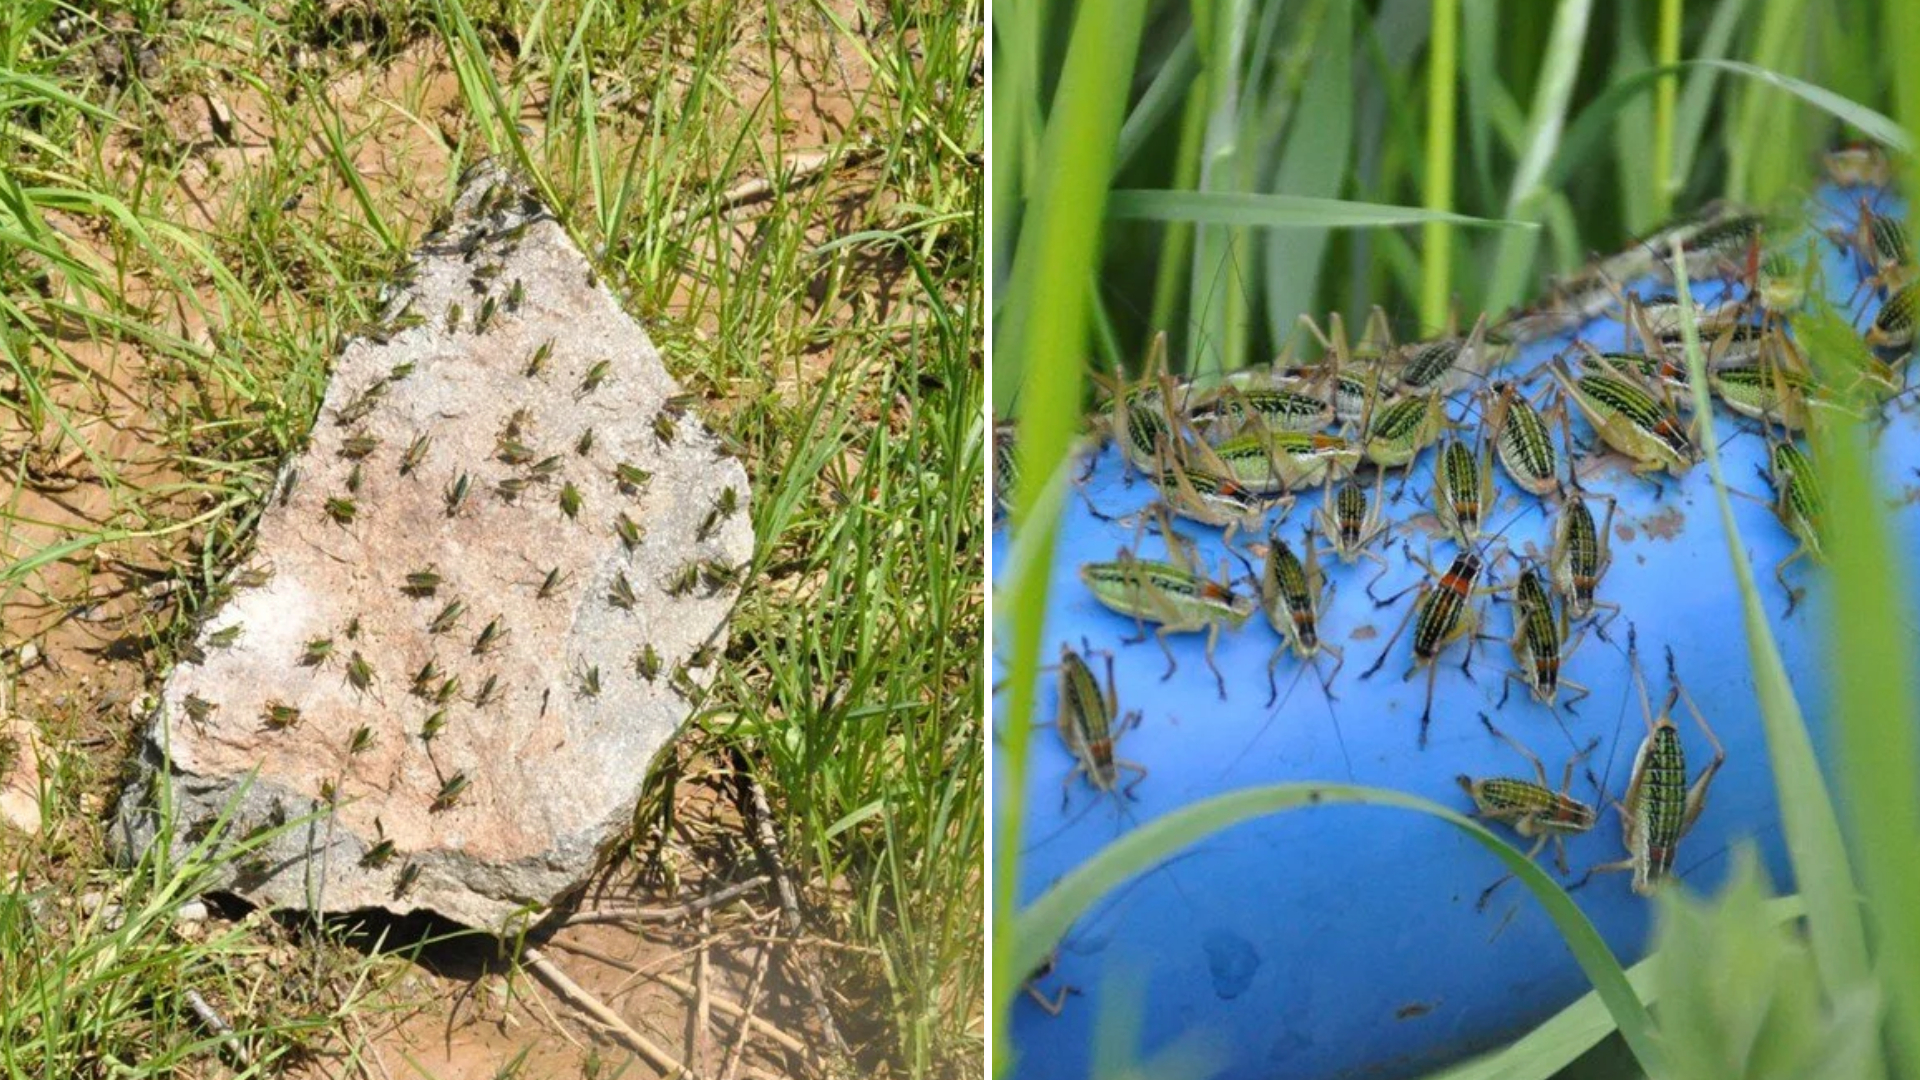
653;972;814;1061
719;939;774;1080
664;145;881;229
524;946;701;1080
184;988;250;1069
734;751;849;1060
694;909;712;1076
563;875;771;926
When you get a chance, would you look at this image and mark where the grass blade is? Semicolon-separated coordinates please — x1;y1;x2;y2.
1485;0;1595;316
1420;0;1459;328
1795;312;1920;1080
1668;248;1874;1019
1262;0;1354;344
1011;783;1665;1076
991;0;1152;1062
1109;189;1530;228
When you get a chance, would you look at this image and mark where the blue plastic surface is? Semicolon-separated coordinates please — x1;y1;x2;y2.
995;183;1919;1080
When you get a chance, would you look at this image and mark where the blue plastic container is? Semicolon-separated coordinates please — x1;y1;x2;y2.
995;183;1915;1079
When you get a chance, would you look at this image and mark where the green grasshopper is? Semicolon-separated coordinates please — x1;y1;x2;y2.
1361;542;1506;747
1313;468;1392;569
1760;436;1826;616
1055;641;1146;808
1458;712;1599;910
1482;380;1560;498
1578;629;1725;896
1362;391;1450;477
993;416;1017;522
1295;309;1395;428
1192;429;1361;495
1185;382;1334;437
1825;142;1892;189
1551;350;1695;481
1078;516;1254;699
1251;526;1342;707
1828;198;1914;301
1151;437;1292;546
1866;283;1916;357
1548;491;1619;628
1391;310;1497;398
1498;561;1589;712
1431;435;1495;545
1091;332;1183;479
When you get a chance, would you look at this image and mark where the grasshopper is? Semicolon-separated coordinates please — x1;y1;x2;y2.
1548;491;1618;627
1579;631;1725;896
1760;436;1826;615
1195;429;1360;494
1866;283;1916;357
1314;468;1392;569
1252;527;1342;707
1498;561;1589;712
1431;436;1495;545
1295;309;1395;428
1829;199;1914;301
1186;383;1334;437
1825;142;1893;189
1709;348;1823;432
1091;332;1182;479
1362;392;1450;475
1077;521;1254;699
1551;351;1695;480
1055;641;1147;808
1361;542;1506;747
1392;311;1497;398
1482;380;1560;497
1151;437;1291;546
993;417;1017;522
1458;713;1599;910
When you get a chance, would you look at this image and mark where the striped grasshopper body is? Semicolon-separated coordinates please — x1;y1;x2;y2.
1296;309;1394;428
1393;312;1495;397
1458;713;1598;908
1830;202;1914;298
1755;244;1812;316
1202;430;1360;494
1255;528;1343;706
1709;360;1819;431
1589;351;1693;410
1079;546;1254;699
1153;446;1292;546
1549;493;1617;625
1500;563;1588;711
1314;468;1392;568
1551;355;1695;477
1095;332;1182;477
992;417;1017;522
1363;393;1449;470
1763;439;1827;615
1188;384;1334;436
1056;643;1146;808
1432;437;1495;544
1483;380;1559;497
1582;634;1726;896
1360;546;1502;747
1867;283;1917;357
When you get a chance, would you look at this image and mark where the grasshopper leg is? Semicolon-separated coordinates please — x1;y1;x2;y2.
1154;626;1180;682
1203;623;1227;700
1362;589;1422;680
1417;658;1439;748
1116;759;1149;800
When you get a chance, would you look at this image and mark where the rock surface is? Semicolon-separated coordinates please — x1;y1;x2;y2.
113;162;751;931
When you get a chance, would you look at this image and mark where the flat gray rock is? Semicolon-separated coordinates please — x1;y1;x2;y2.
113;163;751;931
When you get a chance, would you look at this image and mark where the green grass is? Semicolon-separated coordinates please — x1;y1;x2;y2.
0;1;981;1077
991;0;1920;1078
